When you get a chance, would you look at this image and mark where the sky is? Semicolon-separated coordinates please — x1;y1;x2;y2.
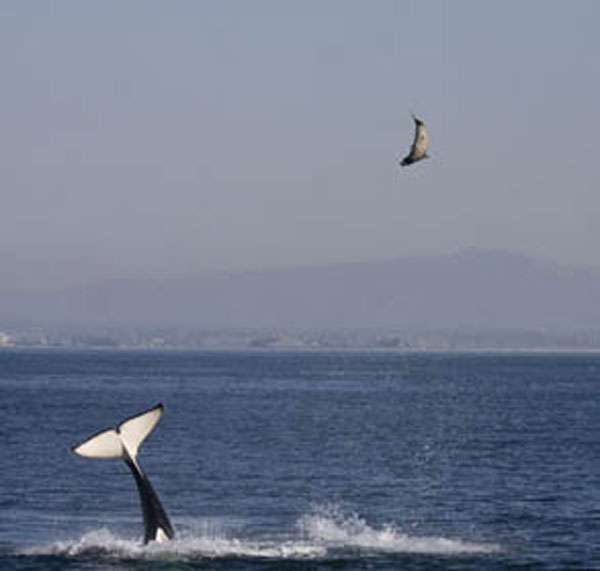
1;1;600;289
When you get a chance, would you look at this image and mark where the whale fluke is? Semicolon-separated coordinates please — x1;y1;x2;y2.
400;114;429;167
72;403;174;545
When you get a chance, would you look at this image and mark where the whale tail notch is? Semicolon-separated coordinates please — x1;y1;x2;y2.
71;403;163;460
72;403;174;544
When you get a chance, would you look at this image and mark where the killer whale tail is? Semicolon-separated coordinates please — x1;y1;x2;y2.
71;403;175;544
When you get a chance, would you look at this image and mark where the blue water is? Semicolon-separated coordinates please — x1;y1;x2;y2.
0;349;598;570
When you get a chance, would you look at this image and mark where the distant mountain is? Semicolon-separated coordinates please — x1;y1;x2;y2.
3;249;600;331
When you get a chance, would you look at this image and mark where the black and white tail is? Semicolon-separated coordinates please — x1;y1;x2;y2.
71;403;175;544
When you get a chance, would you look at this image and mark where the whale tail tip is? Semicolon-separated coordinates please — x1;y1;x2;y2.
72;403;163;460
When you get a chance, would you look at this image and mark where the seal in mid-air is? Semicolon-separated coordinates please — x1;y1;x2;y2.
400;114;429;167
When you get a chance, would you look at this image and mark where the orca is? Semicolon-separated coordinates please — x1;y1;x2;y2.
71;403;175;544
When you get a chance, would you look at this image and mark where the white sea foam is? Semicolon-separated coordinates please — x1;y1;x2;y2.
299;504;499;555
20;505;499;561
21;528;326;561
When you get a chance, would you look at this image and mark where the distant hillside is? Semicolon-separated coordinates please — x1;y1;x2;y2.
3;249;600;331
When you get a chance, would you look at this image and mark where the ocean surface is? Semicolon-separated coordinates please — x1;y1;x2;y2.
0;349;598;570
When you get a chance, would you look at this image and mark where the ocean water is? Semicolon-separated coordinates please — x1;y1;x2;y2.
0;349;598;570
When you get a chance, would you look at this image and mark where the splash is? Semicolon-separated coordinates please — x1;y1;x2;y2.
21;527;325;561
299;504;499;555
19;506;499;562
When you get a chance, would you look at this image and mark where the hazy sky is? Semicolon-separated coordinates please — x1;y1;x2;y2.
2;1;600;289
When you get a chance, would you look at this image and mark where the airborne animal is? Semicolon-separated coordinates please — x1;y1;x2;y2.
400;114;429;167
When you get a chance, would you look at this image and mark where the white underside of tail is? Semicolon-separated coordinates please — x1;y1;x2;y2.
72;405;163;461
72;428;124;458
